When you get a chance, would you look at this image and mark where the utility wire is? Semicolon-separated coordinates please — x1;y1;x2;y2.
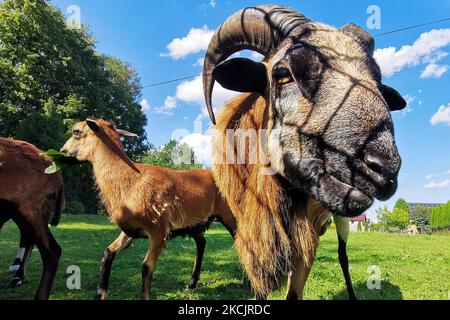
142;74;200;88
374;17;450;37
143;17;450;88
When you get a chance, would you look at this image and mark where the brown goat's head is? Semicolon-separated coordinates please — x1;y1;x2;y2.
203;5;406;217
61;119;137;168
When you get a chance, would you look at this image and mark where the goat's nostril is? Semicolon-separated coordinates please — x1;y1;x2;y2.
363;153;399;200
364;154;384;176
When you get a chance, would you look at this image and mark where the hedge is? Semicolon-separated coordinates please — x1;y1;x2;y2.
431;201;450;230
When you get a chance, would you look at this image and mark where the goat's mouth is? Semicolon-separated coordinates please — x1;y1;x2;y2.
58;150;86;165
282;157;374;217
315;172;374;218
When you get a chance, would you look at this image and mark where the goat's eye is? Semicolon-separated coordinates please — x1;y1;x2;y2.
273;68;294;86
73;130;82;137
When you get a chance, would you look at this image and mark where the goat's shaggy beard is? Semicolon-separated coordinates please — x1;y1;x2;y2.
282;154;375;218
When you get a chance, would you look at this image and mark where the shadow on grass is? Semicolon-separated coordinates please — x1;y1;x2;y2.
333;281;403;300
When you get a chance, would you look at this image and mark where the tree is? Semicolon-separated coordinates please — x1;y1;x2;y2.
0;0;148;213
375;205;391;230
388;208;410;230
142;140;202;171
411;205;431;233
394;199;411;221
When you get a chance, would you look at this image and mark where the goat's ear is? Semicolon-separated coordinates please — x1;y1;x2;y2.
341;23;375;55
116;129;138;138
381;85;407;111
86;119;100;132
213;58;267;95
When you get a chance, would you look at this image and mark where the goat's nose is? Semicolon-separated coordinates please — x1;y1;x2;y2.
364;153;399;200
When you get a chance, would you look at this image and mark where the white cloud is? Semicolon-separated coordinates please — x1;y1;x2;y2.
424;179;450;189
194;57;204;67
209;0;217;8
180;133;212;167
420;63;449;78
423;50;449;64
374;28;450;77
426;174;435;181
162;25;214;60
140;99;150;112
175;74;239;117
430;103;450;126
155;96;178;115
396;94;415;116
446;170;450;175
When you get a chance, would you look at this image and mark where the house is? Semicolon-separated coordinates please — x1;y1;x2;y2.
408;203;443;213
348;213;369;232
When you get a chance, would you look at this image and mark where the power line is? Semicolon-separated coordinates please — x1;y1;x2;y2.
142;74;200;88
142;17;450;88
375;17;450;37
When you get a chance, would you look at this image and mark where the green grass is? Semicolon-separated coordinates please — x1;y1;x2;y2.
0;214;449;300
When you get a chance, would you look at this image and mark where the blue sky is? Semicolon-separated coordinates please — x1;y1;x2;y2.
52;0;450;218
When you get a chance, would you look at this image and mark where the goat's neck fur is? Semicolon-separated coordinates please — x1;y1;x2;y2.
90;141;138;216
212;93;326;298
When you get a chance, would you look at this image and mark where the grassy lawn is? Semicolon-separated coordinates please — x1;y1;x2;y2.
0;214;449;300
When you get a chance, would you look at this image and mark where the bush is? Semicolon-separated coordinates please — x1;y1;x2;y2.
388;208;410;230
65;201;86;215
431;201;450;231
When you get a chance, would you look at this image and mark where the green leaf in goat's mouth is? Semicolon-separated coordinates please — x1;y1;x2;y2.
41;149;80;174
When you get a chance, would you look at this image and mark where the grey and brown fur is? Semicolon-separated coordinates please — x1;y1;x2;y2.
203;5;406;299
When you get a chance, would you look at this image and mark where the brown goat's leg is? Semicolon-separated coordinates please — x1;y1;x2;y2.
216;214;237;239
188;232;206;290
141;234;164;300
285;260;313;300
34;227;62;300
96;232;134;300
11;230;34;289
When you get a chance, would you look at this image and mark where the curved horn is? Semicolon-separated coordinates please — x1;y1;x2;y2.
203;5;309;124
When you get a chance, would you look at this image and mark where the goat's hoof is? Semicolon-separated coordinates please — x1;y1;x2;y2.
349;294;358;301
188;279;198;290
95;291;108;300
11;278;23;289
285;291;298;301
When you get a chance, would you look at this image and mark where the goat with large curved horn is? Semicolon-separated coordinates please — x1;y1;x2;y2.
204;4;407;299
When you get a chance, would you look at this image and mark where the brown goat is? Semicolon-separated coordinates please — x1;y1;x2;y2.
0;138;64;300
95;215;236;300
60;119;237;300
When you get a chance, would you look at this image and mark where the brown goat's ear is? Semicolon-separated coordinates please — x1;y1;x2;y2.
116;129;138;137
213;58;267;95
381;85;407;111
86;119;100;132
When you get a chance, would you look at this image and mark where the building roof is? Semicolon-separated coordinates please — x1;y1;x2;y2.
348;213;367;222
408;203;443;212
